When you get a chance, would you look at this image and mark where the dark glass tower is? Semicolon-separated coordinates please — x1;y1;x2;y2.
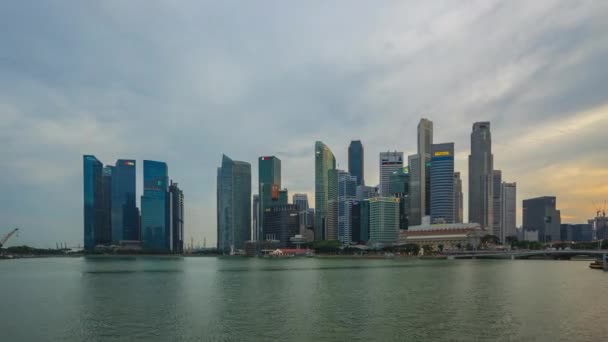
217;155;251;254
111;159;138;242
83;155;103;251
430;143;455;223
258;156;281;241
141;160;169;251
169;181;184;253
348;140;365;186
99;166;113;245
469;122;494;230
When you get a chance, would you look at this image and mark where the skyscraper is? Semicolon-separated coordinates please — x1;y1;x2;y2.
492;170;502;238
408;154;422;226
111;159;138;242
315;141;336;241
337;170;357;244
453;172;463;223
141;160;169;251
389;167;410;230
430;143;455;224
262;204;300;246
83;155;103;251
523;196;561;242
252;194;259;240
500;182;516;243
217;155;252;253
348;140;365;186
418;119;433;217
469;122;494;231
292;193;309;211
169;181;184;253
368;197;400;247
258;156;281;241
379;151;403;196
100;166;113;245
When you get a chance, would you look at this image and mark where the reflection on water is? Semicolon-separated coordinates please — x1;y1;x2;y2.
1;257;607;341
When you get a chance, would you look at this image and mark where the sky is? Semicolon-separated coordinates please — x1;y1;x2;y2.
1;0;608;248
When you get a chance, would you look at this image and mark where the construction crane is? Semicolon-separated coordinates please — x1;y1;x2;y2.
0;228;19;248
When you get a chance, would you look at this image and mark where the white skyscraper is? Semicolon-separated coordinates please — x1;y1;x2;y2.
379;151;403;196
500;182;517;243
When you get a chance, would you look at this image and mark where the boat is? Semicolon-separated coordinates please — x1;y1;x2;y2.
589;260;604;270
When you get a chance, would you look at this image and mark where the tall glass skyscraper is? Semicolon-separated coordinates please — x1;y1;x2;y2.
83;155;103;251
169;181;184;253
418;119;433;218
453;172;463;223
100;166;113;245
379;151;403;196
469;122;494;230
141;160;169;251
217;155;251;253
408;154;421;225
315;141;336;241
348;140;365;186
258;156;281;241
492;170;502;238
337;170;357;244
430;143;455;223
500;182;517;243
111;159;138;242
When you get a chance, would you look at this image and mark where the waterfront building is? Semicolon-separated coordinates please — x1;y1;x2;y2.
523;196;561;242
141;160;169;251
561;223;593;242
262;204;300;247
348;140;365;186
399;222;482;251
389;167;410;230
368;197;400;248
169;181;184;253
408;154;422;226
337;171;357;244
493;170;502;238
217;155;252;253
500;182;517;243
591;215;608;240
111;159;138;242
252;195;259;241
379;151;404;196
453;172;463;223
83;155;103;251
258;156;281;241
315;141;336;240
430;143;455;224
469;122;494;231
417;119;433;219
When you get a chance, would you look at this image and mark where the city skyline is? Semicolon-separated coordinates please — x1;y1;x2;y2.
3;1;608;248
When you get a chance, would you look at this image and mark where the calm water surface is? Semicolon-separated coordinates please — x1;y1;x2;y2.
0;257;606;341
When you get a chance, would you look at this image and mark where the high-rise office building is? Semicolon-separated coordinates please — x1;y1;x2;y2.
352;200;370;244
430;143;455;224
418;119;433;216
141;160;169;251
356;185;378;201
326;169;339;241
492;170;502;238
252;195;259;241
262;204;300;247
368;197;400;247
111;159;138;242
337;170;357;244
217;155;252;253
408;154;422;226
379;151;403;196
523;196;561;242
258;156;281;241
469;122;494;231
292;193;309;211
389;167;410;230
348;140;365;186
453;172;463;223
315;141;336;241
169;181;184;253
500;182;516;243
83;155;103;251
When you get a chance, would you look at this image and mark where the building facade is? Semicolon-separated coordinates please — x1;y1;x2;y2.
379;151;404;196
83;155;103;251
258;156;281;241
315;141;336;241
500;182;517;243
418;118;433;219
453;172;463;223
141;160;169;251
111;159;138;242
389;167;410;230
492;170;502;238
169;181;184;253
217;155;252;253
408;154;422;226
469;122;494;231
348;140;365;186
523;196;561;242
337;171;357;244
430;143;455;224
368;197;400;247
262;204;300;247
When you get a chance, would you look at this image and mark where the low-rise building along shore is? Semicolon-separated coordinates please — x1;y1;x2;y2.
399;222;483;250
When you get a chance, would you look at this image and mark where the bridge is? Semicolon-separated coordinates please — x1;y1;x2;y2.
441;249;608;259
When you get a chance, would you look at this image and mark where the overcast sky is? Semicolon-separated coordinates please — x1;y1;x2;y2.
2;1;608;248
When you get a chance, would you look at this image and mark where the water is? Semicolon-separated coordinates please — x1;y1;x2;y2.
0;257;606;341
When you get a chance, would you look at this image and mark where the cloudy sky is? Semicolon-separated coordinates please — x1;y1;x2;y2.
2;1;608;248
